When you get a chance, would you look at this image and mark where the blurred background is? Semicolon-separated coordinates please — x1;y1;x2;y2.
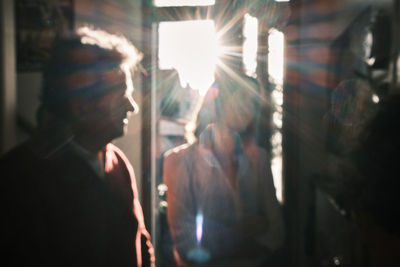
1;0;399;266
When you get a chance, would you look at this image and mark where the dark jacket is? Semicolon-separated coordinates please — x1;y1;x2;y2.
1;132;154;267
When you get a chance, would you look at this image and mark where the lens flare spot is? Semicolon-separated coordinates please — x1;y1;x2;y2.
196;211;204;243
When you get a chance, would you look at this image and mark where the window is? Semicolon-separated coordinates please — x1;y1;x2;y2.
154;0;215;7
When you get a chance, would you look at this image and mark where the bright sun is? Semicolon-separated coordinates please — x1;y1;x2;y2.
159;19;222;96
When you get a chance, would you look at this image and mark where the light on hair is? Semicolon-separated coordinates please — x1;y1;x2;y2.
77;26;142;70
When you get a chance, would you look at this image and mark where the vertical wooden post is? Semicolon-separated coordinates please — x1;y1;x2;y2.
0;0;17;154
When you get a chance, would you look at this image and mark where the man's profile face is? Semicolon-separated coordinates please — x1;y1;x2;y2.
66;66;137;142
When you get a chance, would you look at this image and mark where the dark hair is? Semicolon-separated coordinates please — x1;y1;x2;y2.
191;74;265;143
217;74;264;140
39;27;140;123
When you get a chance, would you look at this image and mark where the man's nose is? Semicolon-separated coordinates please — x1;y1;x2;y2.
125;94;139;114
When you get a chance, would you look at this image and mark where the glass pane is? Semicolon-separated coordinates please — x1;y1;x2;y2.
158;20;218;95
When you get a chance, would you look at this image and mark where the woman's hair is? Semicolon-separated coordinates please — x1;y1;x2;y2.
217;74;265;142
187;73;265;144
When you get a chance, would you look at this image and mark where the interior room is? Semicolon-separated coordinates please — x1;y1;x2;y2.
1;0;399;266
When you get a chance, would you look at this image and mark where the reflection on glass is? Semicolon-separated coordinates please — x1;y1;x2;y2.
243;13;258;78
268;28;285;203
154;0;215;7
159;20;219;95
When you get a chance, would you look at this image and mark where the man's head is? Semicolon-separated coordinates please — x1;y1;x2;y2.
40;27;141;144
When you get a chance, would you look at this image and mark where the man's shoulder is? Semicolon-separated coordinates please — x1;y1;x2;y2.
105;143;135;176
105;143;130;164
0;139;50;189
0;140;38;168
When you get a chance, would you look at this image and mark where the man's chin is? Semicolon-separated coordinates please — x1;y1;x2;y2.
113;127;126;140
103;124;126;143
